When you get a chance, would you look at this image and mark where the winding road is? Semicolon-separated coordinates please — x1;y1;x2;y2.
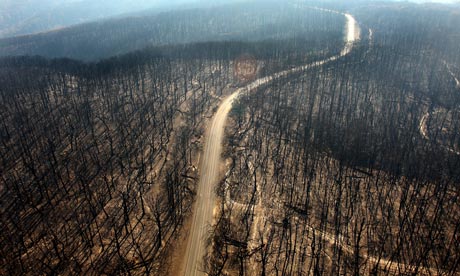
183;8;360;276
418;61;460;156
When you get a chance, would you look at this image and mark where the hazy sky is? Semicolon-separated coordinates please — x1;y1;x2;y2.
401;0;460;3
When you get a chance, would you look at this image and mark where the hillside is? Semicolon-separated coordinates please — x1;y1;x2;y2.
0;1;344;61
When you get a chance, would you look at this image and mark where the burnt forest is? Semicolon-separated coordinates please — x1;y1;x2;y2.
1;0;460;275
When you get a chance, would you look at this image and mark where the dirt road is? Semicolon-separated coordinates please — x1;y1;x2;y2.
183;9;360;276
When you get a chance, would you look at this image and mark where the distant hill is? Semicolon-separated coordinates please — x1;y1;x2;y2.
0;0;196;38
0;1;345;61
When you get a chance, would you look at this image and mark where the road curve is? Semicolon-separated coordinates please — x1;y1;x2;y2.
183;9;360;276
418;60;460;156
